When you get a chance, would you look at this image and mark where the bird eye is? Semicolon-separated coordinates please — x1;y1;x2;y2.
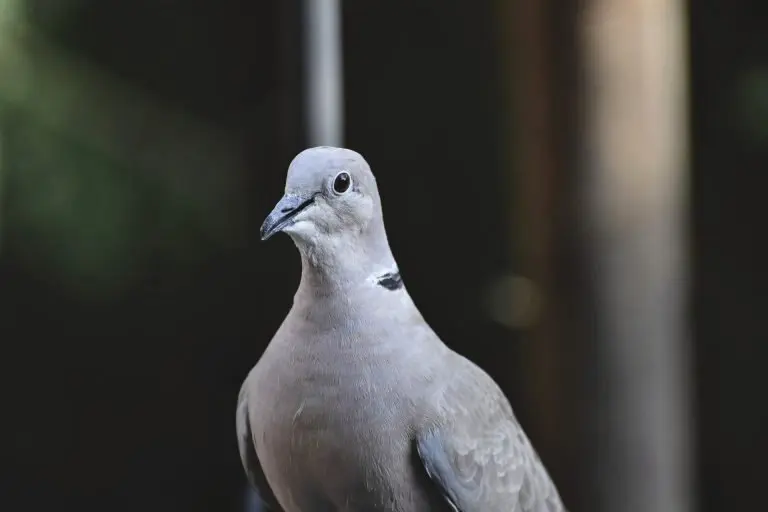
332;171;351;194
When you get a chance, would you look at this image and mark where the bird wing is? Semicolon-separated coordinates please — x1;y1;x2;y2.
236;382;285;512
416;357;565;512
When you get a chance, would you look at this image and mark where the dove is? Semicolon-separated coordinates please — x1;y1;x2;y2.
236;146;566;511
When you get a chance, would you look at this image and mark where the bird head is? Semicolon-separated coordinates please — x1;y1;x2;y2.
260;146;383;246
260;146;396;283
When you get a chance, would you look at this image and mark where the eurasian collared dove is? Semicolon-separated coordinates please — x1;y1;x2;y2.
237;147;566;512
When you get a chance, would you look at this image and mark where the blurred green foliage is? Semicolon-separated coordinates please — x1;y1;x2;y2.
2;109;226;297
0;3;249;299
5;114;139;294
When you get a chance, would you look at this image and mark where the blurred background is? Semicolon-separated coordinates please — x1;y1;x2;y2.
2;0;766;511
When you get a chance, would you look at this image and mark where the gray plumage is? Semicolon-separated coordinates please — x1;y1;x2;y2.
237;147;566;512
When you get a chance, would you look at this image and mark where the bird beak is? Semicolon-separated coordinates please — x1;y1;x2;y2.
260;193;316;241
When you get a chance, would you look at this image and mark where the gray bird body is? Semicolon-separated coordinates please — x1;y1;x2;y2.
237;147;565;512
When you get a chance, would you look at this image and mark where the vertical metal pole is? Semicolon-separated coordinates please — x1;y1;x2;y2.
303;0;344;147
579;1;694;511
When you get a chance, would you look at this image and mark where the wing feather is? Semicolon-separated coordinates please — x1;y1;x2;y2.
236;383;284;512
416;356;565;512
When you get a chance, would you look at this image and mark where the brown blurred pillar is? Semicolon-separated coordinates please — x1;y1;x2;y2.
578;1;694;512
503;0;560;446
499;0;583;507
503;0;694;511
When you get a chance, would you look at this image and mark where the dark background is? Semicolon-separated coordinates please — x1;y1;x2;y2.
2;1;765;511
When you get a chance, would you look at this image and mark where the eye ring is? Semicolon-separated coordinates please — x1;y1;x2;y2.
332;171;352;194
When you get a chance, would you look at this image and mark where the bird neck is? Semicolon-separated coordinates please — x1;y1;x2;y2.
294;224;397;298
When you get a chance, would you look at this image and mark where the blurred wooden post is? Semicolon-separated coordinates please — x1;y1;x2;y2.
498;0;590;506
498;0;583;506
579;1;694;512
503;0;561;444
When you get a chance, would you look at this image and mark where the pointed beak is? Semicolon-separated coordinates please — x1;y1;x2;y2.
260;193;316;241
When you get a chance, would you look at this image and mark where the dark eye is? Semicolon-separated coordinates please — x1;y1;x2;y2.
333;171;351;194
